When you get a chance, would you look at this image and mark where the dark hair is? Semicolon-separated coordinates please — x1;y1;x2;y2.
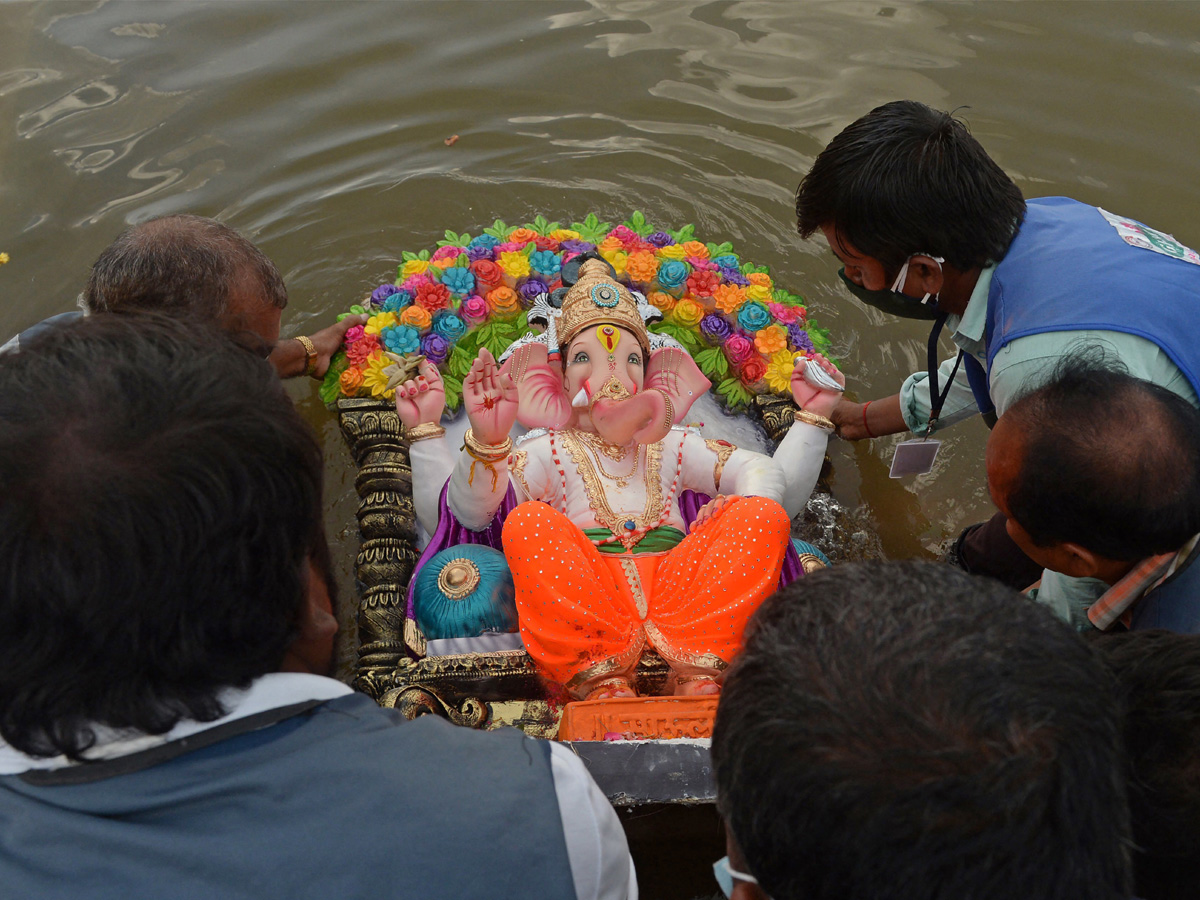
796;100;1026;271
1094;630;1200;900
83;214;288;325
0;314;324;759
712;561;1131;900
1003;353;1200;560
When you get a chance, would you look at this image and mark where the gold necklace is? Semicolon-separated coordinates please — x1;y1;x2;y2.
559;430;665;549
573;429;628;462
576;432;639;487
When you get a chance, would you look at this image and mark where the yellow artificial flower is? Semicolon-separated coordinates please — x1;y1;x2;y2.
401;259;430;278
548;229;580;242
671;298;704;327
0;252;9;265
764;350;796;393
361;353;395;399
364;312;398;336
498;251;531;279
600;248;628;276
755;324;788;356
746;283;773;304
656;244;687;261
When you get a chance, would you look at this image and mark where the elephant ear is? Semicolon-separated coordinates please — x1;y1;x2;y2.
645;347;711;421
499;343;573;429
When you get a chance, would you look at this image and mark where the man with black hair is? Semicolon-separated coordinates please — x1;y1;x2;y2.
711;560;1133;900
0;315;634;900
3;214;363;379
1095;630;1200;900
987;358;1200;633
796;100;1200;588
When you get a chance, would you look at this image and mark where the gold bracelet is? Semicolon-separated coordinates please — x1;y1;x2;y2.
659;391;674;430
405;422;446;442
463;427;513;462
295;335;319;379
794;409;836;432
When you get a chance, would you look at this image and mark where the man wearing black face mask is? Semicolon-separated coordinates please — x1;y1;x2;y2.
796;100;1200;588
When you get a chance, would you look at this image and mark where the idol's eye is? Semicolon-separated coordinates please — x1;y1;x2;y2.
627;352;642;366
571;351;590;364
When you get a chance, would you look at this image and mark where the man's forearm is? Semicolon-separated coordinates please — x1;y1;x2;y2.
831;393;906;440
268;338;309;379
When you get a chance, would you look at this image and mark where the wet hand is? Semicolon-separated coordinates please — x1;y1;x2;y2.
311;314;369;378
791;353;845;419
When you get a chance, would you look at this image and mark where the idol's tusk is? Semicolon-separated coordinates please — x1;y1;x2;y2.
571;387;590;408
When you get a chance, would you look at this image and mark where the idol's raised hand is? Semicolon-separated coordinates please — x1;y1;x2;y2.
464;347;518;445
791;353;845;419
394;358;446;428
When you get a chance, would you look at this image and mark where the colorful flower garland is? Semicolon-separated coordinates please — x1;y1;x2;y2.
323;212;833;412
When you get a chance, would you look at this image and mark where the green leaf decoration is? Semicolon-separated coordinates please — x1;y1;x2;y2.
716;376;752;410
623;210;654;237
401;251;419;262
349;304;366;315
442;372;463;411
527;214;559;236
437;230;472;248
418;249;431;261
457;252;470;267
483;219;514;240
522;242;536;257
476;323;495;342
514;312;529;331
571;213;612;244
448;345;474;378
669;224;695;244
706;241;734;256
773;288;806;306
319;351;349;406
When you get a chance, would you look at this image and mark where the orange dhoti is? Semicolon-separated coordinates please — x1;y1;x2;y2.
502;496;791;697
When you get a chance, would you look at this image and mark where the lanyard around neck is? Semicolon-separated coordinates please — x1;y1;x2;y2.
925;313;964;438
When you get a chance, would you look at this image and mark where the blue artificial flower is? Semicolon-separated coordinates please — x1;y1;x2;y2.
712;254;740;270
382;290;413;313
737;300;772;332
370;283;398;306
440;266;476;297
432;310;467;343
381;324;421;355
529;250;562;277
468;234;501;252
656;259;689;290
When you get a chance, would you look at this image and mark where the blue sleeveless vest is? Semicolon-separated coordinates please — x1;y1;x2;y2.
0;693;578;900
984;197;1200;396
1130;544;1200;633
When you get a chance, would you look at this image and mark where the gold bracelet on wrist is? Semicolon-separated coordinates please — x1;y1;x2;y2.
295;335;319;379
795;409;836;432
406;422;446;442
463;427;513;462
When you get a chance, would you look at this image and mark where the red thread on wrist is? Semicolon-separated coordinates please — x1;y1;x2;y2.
862;400;876;439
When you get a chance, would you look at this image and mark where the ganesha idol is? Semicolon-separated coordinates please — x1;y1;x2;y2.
395;257;843;701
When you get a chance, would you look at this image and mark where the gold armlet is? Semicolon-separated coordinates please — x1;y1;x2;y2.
295;335;319;379
405;422;446;442
794;410;836;432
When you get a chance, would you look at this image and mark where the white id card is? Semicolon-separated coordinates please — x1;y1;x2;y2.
889;439;941;478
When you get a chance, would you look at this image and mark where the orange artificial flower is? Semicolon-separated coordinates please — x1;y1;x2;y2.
625;250;659;282
754;324;788;355
400;306;432;329
681;240;709;259
508;228;539;246
712;284;747;314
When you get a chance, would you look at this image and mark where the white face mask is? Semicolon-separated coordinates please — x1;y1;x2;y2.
713;855;763;898
889;252;945;306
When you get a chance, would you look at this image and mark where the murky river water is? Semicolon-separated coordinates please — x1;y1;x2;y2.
4;0;1200;894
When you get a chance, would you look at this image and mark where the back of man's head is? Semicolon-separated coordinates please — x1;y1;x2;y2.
0;314;323;760
1095;630;1200;900
83;215;287;340
712;560;1131;900
795;99;1026;271
998;355;1200;562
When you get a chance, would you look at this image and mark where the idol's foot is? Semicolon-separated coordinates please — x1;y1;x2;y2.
674;674;721;697
586;676;638;701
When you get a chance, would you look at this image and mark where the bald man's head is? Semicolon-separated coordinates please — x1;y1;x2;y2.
83;215;288;351
987;355;1200;563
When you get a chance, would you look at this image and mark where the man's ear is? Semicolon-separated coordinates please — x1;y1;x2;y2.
1049;541;1104;579
279;557;339;676
909;255;945;297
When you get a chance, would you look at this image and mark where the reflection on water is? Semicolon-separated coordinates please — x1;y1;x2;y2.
3;1;1200;666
